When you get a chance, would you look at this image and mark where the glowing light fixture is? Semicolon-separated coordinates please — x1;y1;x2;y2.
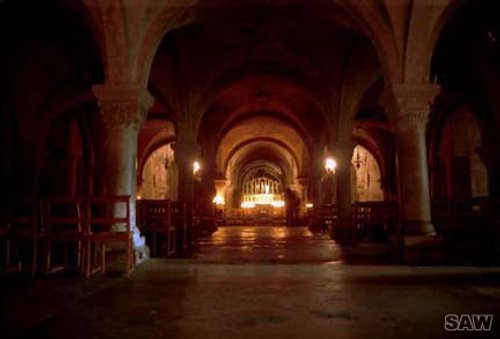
325;157;337;173
306;203;313;208
193;161;201;175
241;201;256;209
212;195;225;205
271;200;285;208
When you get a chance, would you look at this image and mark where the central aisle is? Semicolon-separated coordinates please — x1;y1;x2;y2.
195;226;343;264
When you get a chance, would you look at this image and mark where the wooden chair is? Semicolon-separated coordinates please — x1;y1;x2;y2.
6;198;40;277
84;195;133;277
141;200;175;257
172;201;188;253
40;196;85;275
320;204;337;233
195;201;217;236
353;201;397;242
0;204;12;272
186;202;197;247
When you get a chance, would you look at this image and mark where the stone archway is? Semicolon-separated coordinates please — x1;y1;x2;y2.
138;143;177;201
437;107;489;200
351;144;384;202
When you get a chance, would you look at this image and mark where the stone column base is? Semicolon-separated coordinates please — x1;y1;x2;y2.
308;219;323;233
403;220;436;236
400;234;446;264
331;221;354;243
134;244;150;265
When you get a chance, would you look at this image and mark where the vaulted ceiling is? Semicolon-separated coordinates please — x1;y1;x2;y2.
148;0;383;148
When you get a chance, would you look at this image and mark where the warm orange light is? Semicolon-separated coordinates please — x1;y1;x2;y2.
212;195;224;205
306;203;313;208
193;161;201;175
325;157;337;172
271;200;285;208
241;201;256;208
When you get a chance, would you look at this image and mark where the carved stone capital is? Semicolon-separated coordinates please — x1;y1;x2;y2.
92;84;154;130
392;83;440;113
396;111;430;131
388;83;440;132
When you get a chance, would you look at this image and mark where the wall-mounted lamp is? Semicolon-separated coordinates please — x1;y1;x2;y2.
212;195;225;205
352;148;366;170
324;157;337;173
193;161;201;175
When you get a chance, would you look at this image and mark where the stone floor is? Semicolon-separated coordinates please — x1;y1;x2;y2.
195;225;344;264
2;226;500;338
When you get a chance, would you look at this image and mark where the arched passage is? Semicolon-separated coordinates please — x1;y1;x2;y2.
138;143;176;201
434;107;489;200
351;144;384;202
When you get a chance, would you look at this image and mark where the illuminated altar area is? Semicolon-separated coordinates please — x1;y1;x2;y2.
219;171;287;222
240;175;285;209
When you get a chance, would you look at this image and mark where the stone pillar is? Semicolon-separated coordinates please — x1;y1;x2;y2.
392;84;439;237
298;177;309;217
310;144;324;232
173;140;199;202
335;141;354;241
201;141;218;203
93;84;153;251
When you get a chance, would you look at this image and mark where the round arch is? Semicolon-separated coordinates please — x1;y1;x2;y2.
215;115;309;178
351;144;384;202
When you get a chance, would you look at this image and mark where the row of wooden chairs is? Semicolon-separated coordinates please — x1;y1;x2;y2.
352;201;398;242
431;198;500;244
0;195;134;278
315;202;398;241
137;200;177;257
137;200;218;257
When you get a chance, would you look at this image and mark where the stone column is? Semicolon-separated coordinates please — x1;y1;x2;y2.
392;84;439;237
310;144;324;232
201;140;217;203
173;139;199;202
298;177;309;217
334;141;354;241
93;84;153;250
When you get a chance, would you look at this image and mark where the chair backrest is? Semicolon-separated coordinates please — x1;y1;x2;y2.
172;201;187;226
7;197;39;233
136;199;145;229
86;195;131;233
320;204;337;218
40;196;84;233
353;201;398;226
143;200;172;229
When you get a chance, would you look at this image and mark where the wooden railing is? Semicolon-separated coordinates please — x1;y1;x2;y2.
225;206;286;225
